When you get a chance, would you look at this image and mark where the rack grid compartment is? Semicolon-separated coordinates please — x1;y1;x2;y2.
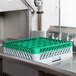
3;37;73;63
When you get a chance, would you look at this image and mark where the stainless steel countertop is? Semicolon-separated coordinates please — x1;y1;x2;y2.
52;53;76;73
0;49;76;76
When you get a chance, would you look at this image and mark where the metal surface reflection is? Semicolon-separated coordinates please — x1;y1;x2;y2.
51;53;76;73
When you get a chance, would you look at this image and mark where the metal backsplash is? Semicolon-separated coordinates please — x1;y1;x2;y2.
47;25;76;52
0;10;31;41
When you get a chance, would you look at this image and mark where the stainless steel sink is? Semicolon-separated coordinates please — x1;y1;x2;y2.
47;25;76;52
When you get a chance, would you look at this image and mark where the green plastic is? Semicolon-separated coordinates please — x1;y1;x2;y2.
3;37;73;54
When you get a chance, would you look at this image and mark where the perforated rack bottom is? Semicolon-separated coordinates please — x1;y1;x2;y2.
4;47;73;63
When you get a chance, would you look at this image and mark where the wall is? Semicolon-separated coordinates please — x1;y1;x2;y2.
29;0;59;32
31;0;76;31
42;0;59;31
61;0;76;27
